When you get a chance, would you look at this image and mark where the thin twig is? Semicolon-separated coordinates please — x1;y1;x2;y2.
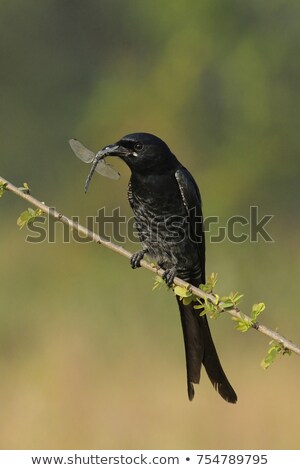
1;176;300;356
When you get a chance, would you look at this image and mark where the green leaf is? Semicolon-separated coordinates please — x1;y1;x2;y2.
195;299;220;319
17;211;31;229
0;181;7;198
182;296;194;305
221;292;243;309
17;207;44;230
251;302;265;322
221;299;235;309
232;316;252;332
209;306;221;319
173;285;192;298
232;293;244;305
152;275;165;291
261;342;281;369
200;304;212;316
18;182;31;194
28;207;36;216
261;341;291;370
199;272;218;293
193;303;203;310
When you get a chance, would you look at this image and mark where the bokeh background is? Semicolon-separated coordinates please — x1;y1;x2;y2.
0;0;299;450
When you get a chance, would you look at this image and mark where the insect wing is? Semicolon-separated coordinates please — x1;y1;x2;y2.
95;159;120;180
69;139;95;163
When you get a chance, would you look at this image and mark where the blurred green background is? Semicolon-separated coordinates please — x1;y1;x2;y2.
0;0;299;450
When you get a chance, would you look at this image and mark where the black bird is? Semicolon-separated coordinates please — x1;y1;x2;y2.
90;132;237;403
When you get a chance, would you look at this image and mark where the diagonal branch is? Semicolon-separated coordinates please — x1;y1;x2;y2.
1;175;300;356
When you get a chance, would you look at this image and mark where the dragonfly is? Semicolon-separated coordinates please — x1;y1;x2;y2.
69;138;120;192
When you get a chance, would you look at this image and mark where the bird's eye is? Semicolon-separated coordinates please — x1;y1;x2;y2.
134;142;144;151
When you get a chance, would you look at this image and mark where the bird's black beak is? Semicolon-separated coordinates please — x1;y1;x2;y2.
96;143;131;159
84;143;130;193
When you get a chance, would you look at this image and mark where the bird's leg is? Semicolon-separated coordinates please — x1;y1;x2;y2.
162;252;179;287
130;248;148;269
162;266;177;287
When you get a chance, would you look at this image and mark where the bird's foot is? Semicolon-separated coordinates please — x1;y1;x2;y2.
130;249;148;269
162;267;177;287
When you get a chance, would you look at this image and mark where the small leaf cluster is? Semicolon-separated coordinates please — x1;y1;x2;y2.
17;207;44;229
153;272;292;370
18;182;30;194
261;340;292;370
199;272;218;293
199;275;244;319
0;180;7;198
152;275;166;291
173;273;245;319
220;292;244;310
0;181;30;198
173;273;219;308
194;299;220;318
173;285;196;305
232;302;265;332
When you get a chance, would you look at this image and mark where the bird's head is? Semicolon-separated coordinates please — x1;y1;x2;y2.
96;132;178;173
83;132;179;192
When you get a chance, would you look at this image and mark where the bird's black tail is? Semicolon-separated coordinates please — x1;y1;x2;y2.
176;297;237;403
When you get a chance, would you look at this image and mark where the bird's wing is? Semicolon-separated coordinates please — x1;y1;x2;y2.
175;167;205;282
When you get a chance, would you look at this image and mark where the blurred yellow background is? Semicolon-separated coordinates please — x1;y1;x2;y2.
0;0;299;449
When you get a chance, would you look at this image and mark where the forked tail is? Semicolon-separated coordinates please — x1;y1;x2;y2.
177;298;237;403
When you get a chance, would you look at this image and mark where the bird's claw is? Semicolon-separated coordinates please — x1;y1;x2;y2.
130;250;147;269
162;267;177;287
